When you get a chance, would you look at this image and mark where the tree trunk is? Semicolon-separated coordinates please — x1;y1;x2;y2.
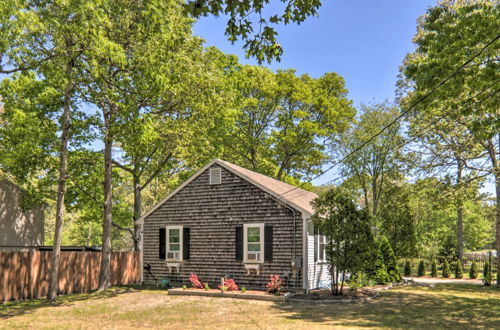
133;174;142;252
98;107;113;291
456;159;464;262
47;60;73;301
372;180;378;217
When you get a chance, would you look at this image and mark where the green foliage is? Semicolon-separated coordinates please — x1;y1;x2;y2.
404;260;412;277
204;283;210;291
185;0;322;63
469;262;478;279
442;260;451;278
380;236;402;282
366;242;390;285
241;287;246;293
223;67;355;183
483;253;493;286
455;260;464;279
431;259;438;277
417;260;426;277
349;272;369;292
312;187;376;295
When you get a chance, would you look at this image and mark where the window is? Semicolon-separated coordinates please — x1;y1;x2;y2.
318;234;327;262
166;225;183;261
315;227;327;263
244;223;264;263
209;167;221;184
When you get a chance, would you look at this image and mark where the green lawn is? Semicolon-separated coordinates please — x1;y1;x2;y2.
1;284;499;329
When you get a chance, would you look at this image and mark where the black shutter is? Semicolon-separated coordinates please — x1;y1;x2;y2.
183;227;190;260
159;228;166;260
314;227;318;262
264;225;273;262
235;225;243;261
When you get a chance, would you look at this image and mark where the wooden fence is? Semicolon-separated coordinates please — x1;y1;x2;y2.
0;251;140;302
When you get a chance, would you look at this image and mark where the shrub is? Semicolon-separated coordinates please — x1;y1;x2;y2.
368;245;391;284
204;283;210;291
455;260;463;279
442;260;451;278
189;273;204;289
417;260;426;277
218;278;238;291
483;261;492;286
349;272;369;291
403;260;412;276
266;274;283;295
241;287;246;293
469;261;478;279
380;237;402;282
431;259;438;277
182;285;187;290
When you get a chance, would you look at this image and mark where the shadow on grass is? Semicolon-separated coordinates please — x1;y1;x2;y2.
0;286;136;320
272;285;500;328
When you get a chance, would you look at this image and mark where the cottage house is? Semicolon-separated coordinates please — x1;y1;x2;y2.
0;179;45;249
139;159;330;290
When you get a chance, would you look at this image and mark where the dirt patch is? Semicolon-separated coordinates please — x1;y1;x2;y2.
291;288;378;301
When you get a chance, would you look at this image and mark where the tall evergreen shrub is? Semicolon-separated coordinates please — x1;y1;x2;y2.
380;237;402;282
469;261;478;279
404;260;412;276
431;259;438;277
417;260;426;277
455;260;463;279
442;259;451;278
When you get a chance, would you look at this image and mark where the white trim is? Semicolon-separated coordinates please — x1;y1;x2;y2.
166;225;183;262
243;223;264;264
302;214;309;292
137;159;313;225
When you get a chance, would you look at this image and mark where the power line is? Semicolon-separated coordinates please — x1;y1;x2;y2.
274;33;500;201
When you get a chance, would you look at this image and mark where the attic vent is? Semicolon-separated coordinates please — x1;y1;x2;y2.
209;167;222;185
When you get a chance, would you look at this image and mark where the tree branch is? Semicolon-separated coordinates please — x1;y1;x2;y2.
140;152;173;191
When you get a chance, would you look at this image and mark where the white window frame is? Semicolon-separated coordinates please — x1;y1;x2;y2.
243;223;264;263
315;227;327;263
166;225;183;261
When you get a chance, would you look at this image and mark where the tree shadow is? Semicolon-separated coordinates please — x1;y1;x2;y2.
272;285;500;328
0;286;135;320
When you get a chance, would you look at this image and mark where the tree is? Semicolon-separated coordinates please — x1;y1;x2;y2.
311;187;375;295
379;236;402;282
418;260;426;277
455;260;464;279
336;103;404;217
224;68;355;182
404;260;412;276
443;259;451;278
469;261;478;279
400;0;500;284
185;0;322;63
431;259;438;277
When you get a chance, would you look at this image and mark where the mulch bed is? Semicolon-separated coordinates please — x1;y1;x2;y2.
290;288;378;301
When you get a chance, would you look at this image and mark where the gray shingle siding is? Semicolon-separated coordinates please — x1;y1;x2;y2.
142;164;303;290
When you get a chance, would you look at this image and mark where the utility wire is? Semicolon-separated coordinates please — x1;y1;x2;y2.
274;33;500;201
278;79;500;201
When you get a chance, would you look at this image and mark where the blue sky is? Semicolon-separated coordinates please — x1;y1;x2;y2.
193;0;440;186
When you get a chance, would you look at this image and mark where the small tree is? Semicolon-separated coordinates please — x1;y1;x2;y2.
312;187;375;295
431;259;438;277
443;259;451;278
367;242;391;285
417;260;426;277
404;260;412;276
380;236;402;282
483;253;493;286
455;260;464;279
469;261;478;279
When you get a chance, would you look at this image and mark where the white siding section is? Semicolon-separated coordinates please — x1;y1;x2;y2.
306;220;331;289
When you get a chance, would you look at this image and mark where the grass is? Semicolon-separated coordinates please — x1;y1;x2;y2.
1;284;499;329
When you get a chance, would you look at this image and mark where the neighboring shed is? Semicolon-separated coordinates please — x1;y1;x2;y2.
139;159;330;291
0;179;45;248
